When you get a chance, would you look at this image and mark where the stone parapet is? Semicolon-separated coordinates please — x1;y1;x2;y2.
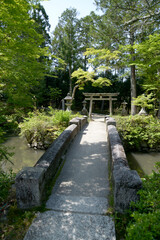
16;167;45;209
69;116;88;130
105;115;116;126
16;117;88;209
106;117;142;213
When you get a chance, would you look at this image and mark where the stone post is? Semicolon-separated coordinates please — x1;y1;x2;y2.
89;96;93;119
109;97;113;115
62;99;65;111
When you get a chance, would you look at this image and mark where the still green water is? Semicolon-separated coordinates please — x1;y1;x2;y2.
3;136;160;176
127;152;160;176
2;136;45;173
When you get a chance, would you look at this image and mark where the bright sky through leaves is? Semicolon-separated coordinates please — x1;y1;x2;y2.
41;0;99;32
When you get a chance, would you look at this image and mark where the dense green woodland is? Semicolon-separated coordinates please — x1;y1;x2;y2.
0;0;160;239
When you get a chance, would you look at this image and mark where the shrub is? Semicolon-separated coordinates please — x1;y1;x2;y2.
53;110;81;126
0;114;18;135
53;110;72;126
0;170;15;205
19;109;82;149
19;110;64;149
0;126;14;165
116;115;160;151
125;163;160;240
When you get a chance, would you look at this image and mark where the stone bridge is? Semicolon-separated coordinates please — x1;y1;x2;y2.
16;115;142;240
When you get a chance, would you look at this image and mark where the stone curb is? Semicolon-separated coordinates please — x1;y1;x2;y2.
105;116;142;213
16;116;87;209
69;116;87;131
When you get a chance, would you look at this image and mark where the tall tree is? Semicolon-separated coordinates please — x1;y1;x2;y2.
31;2;51;48
0;0;50;110
51;8;81;94
78;15;95;71
94;0;160;114
133;33;160;97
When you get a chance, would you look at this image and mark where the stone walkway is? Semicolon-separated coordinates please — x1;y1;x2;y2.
24;115;116;240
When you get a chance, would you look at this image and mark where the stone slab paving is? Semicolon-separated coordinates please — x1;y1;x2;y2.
51;120;110;198
46;194;108;215
24;211;116;240
24;115;116;240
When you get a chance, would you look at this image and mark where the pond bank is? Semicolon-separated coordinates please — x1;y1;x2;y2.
127;152;160;176
2;136;45;173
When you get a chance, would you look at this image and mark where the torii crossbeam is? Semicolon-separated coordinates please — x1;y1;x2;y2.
83;93;119;118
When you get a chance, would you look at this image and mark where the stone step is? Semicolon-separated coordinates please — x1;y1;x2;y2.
46;194;108;215
24;211;116;240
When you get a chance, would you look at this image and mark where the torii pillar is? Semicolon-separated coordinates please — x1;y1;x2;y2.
109;96;113;115
83;93;119;119
89;96;93;119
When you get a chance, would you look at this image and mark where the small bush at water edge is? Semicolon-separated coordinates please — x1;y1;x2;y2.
116;115;160;151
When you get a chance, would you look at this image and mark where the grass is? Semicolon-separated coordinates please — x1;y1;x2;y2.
0;170;36;240
0;206;36;240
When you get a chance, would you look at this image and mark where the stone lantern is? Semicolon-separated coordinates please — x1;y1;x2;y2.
81;100;88;115
138;107;147;116
121;101;128;116
64;93;72;111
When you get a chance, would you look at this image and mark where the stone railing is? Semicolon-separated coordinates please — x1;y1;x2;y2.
16;116;87;209
105;116;142;213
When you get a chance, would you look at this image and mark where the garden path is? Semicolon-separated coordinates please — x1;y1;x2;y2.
24;114;116;240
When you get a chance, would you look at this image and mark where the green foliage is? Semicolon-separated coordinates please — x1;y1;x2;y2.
51;8;81;93
19;109;82;149
19;110;63;149
0;0;50;110
125;163;160;240
0;145;14;167
92;77;111;88
84;47;120;77
48;87;62;107
71;68;95;90
115;212;131;240
0;168;35;240
71;47;120;90
0;204;35;240
0;119;15;165
84;47;120;68
0;170;15;205
126;210;160;240
71;68;111;90
133;33;160;97
133;93;156;109
53;110;72;126
116;115;160;151
0;114;18;135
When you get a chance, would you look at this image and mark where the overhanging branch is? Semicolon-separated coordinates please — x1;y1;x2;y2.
124;11;160;26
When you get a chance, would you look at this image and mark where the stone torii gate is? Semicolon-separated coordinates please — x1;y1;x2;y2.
83;93;119;118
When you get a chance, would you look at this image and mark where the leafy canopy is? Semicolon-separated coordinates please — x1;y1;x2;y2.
71;47;120;89
133;33;160;97
0;0;50;109
132;93;156;109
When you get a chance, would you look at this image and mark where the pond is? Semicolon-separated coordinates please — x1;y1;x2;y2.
2;136;45;173
127;152;160;176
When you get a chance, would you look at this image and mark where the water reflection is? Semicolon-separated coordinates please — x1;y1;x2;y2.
2;136;45;173
127;152;160;176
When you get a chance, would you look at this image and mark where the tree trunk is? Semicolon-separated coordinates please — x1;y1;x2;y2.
131;64;136;115
69;64;72;95
130;31;137;115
